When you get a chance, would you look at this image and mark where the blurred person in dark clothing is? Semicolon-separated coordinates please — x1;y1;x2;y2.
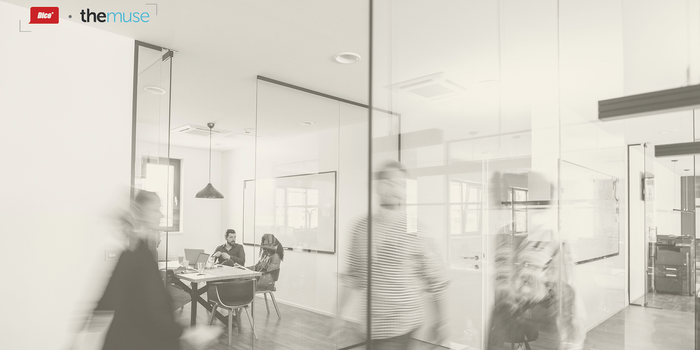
337;161;450;349
97;190;216;350
212;229;245;266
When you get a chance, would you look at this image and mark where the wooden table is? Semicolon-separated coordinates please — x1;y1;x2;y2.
173;265;261;326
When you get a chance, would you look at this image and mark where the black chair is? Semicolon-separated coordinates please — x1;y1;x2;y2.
504;319;537;350
164;269;191;311
256;268;281;318
207;280;258;345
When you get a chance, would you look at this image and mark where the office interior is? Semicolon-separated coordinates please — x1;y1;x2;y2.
5;0;700;349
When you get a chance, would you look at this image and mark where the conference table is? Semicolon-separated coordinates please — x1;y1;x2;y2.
172;265;261;326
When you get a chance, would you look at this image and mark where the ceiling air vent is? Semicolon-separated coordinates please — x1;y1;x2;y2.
225;128;260;138
390;72;467;101
172;124;231;137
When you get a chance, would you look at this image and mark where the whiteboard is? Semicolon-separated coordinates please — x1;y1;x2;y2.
243;172;337;254
559;160;620;264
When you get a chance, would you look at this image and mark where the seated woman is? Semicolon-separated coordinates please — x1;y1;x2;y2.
249;233;284;291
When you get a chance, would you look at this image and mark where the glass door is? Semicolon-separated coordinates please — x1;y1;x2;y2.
643;143;656;307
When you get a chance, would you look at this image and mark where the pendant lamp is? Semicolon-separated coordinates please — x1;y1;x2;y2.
195;122;224;199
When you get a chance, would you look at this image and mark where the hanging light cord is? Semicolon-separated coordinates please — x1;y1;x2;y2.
208;125;212;183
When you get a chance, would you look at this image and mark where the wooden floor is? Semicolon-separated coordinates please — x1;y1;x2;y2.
175;296;366;350
175;298;696;350
632;292;695;313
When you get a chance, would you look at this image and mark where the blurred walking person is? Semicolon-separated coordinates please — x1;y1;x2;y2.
96;190;217;350
337;161;450;349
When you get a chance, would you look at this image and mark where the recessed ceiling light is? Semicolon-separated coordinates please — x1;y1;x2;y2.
333;52;361;64
660;129;679;134
144;85;166;95
299;121;315;126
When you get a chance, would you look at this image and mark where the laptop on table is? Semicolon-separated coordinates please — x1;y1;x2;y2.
184;248;204;267
193;253;210;268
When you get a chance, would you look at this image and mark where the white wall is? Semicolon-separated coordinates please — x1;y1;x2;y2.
0;2;134;349
222;143;255;258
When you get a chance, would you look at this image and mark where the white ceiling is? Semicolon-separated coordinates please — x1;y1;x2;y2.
8;0;700;163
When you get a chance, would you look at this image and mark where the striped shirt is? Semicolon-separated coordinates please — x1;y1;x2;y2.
342;210;448;339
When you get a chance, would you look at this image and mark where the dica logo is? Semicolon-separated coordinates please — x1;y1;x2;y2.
79;8;150;23
29;7;59;24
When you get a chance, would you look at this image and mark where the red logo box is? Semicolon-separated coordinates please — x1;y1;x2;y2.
30;7;59;24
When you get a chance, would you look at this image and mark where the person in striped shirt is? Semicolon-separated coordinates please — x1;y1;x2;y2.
338;161;450;349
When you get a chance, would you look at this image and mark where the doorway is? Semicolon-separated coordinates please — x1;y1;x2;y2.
630;144;696;314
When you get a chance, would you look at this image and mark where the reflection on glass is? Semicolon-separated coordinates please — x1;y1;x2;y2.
449;180;483;236
141;158;180;230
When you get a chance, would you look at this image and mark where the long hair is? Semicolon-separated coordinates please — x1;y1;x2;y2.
259;233;284;261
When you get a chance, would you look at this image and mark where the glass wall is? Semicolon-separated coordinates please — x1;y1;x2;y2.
132;42;176;260
126;2;700;349
253;78;370;349
369;1;696;350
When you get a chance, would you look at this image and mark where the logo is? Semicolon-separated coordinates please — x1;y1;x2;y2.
79;8;150;23
29;7;59;24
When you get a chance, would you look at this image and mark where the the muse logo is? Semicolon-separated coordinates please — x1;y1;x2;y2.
29;7;59;24
79;8;150;23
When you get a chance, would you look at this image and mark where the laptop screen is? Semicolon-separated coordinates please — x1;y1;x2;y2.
184;248;204;265
194;252;210;266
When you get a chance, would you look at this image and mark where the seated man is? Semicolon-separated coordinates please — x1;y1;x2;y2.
212;229;245;266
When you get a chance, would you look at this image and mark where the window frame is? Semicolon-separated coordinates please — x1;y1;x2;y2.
510;186;529;233
140;156;182;232
449;179;483;236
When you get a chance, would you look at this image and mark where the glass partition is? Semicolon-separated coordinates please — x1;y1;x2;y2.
369;0;699;349
372;1;500;348
121;2;700;349
253;78;369;349
131;42;175;262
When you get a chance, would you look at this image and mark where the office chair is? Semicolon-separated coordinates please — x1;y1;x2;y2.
207;280;258;345
164;269;191;311
505;319;537;350
256;268;281;318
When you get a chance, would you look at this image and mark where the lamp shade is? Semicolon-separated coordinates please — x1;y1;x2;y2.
196;122;224;199
195;182;224;199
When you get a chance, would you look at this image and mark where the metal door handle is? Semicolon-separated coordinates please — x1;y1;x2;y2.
463;255;479;261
